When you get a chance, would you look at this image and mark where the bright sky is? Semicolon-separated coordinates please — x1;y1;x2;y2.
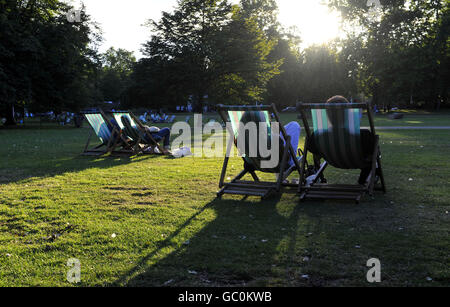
66;0;342;58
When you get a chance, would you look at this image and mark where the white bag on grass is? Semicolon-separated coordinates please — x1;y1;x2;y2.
171;147;192;158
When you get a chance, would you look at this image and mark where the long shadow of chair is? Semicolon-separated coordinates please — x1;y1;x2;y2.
109;195;317;287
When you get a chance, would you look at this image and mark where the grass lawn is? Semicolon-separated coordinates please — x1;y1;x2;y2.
0;114;449;287
272;111;450;128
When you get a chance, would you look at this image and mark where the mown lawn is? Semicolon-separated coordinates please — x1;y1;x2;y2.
278;111;450;128
0;116;449;287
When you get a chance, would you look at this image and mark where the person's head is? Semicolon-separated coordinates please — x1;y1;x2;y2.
326;95;349;104
326;96;349;126
121;115;131;126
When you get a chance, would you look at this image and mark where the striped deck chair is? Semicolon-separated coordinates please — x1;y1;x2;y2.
112;112;165;155
216;104;303;199
297;102;386;203
82;111;124;156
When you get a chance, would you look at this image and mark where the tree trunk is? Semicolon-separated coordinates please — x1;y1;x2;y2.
4;103;16;126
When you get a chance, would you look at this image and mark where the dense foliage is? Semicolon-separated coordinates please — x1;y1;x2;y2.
0;0;102;125
1;0;448;125
328;0;449;109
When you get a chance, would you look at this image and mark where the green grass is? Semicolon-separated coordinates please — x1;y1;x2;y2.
0;115;449;287
280;111;450;127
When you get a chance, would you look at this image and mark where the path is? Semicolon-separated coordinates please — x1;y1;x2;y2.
362;126;450;130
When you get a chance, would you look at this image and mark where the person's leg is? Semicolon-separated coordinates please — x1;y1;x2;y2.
307;133;319;155
360;129;375;156
152;127;171;154
281;121;301;166
274;122;300;181
358;129;376;184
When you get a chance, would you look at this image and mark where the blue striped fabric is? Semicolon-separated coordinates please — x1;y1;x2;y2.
85;113;112;145
311;108;366;169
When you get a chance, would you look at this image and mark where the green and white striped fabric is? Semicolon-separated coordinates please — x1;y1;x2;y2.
113;113;140;140
84;113;112;145
311;108;366;169
114;112;154;144
227;110;282;172
113;113;136;130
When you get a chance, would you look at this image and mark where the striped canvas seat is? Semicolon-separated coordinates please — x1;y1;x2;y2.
311;108;369;169
84;113;113;145
216;104;303;200
82;110;130;156
111;112;166;156
227;110;284;173
113;112;155;145
297;102;386;203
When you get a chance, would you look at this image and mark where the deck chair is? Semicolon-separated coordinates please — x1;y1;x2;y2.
297;102;386;203
216;104;303;199
168;115;176;123
82;111;129;156
112;112;165;155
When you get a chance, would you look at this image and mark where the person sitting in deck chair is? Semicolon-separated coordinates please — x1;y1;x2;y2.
239;111;301;169
308;95;377;184
121;115;172;155
142;125;172;155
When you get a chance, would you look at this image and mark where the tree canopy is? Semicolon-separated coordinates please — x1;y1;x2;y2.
1;0;448;125
129;0;281;110
0;0;101;124
328;0;449;108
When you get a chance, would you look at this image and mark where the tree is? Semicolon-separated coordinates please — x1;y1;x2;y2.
300;44;355;102
134;0;280;110
327;0;449;108
0;0;102;125
99;47;136;103
264;34;303;108
240;0;280;37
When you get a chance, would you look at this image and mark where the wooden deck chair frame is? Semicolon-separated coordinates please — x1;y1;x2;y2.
216;104;303;199
297;102;386;203
111;111;165;155
82;109;132;156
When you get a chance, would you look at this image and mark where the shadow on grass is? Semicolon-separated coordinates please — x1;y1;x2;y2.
0;153;162;186
108;185;446;287
0;119;173;185
108;194;328;287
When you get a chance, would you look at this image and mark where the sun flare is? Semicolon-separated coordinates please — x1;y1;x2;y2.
73;0;343;57
277;0;342;46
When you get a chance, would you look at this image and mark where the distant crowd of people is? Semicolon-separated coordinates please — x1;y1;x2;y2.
137;112;176;124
